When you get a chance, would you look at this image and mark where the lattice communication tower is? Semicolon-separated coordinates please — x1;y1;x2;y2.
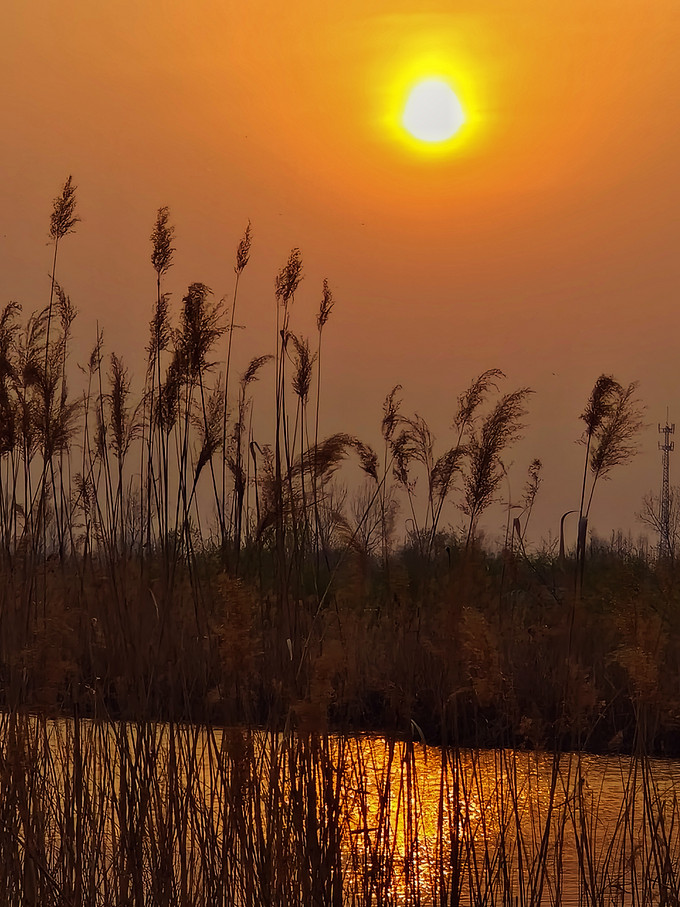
659;418;675;558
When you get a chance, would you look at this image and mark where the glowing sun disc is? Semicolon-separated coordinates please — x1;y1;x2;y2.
402;79;465;142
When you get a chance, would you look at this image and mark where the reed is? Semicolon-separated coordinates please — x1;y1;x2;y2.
1;714;679;905
1;179;677;904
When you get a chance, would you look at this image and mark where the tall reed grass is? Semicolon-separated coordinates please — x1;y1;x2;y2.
0;179;677;903
1;713;679;905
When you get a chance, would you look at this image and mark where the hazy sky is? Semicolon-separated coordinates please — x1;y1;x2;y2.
2;0;679;546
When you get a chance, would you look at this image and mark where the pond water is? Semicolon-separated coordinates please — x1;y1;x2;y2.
2;716;679;905
336;739;680;906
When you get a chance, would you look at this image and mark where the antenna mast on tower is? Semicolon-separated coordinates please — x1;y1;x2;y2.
658;415;675;558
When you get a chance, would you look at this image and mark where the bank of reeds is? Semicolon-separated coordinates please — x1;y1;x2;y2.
2;179;680;902
0;179;674;747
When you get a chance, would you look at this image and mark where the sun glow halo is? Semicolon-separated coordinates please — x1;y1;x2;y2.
402;78;465;143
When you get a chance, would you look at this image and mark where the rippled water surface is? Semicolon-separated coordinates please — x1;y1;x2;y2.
4;716;680;905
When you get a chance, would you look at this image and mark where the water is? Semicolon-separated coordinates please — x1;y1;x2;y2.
336;740;680;905
2;715;679;905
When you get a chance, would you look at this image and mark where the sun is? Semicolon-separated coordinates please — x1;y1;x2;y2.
402;78;465;143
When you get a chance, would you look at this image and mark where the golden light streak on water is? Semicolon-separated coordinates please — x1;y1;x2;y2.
3;715;680;905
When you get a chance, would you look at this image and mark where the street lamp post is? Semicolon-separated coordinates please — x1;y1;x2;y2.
559;510;578;563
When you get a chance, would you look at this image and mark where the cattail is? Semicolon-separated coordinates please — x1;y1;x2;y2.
45;178;78;412
222;222;254;538
312;279;335;569
49;175;79;242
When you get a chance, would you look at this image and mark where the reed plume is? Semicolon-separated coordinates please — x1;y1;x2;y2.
192;376;225;491
275;247;303;306
576;375;643;589
49;176;79;243
150;206;175;279
228;354;272;563
147;207;175;547
311;279;335;574
222;222;253;543
45;177;78;373
586;381;643;514
463;386;532;547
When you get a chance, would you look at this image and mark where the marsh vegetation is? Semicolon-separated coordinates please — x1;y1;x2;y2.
2;716;680;906
0;178;678;904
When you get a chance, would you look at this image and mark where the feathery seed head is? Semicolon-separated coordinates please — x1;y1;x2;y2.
241;354;273;391
177;282;225;378
0;302;21;381
381;385;403;443
522;458;542;511
455;369;505;434
235;221;252;275
350;438;379;482
588;382;644;479
147;292;172;369
391;430;411;487
290;334;316;403
303;433;354;485
317;278;334;332
157;357;181;432
463;386;532;524
275;248;303;306
106;352;141;461
50;175;79;242
150;206;175;277
54;283;77;333
430;446;465;499
580;374;622;437
88;329;104;376
193;378;225;484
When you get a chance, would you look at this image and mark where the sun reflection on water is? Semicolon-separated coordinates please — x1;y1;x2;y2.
7;716;680;906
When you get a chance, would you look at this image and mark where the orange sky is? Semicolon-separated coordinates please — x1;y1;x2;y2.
1;0;679;545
